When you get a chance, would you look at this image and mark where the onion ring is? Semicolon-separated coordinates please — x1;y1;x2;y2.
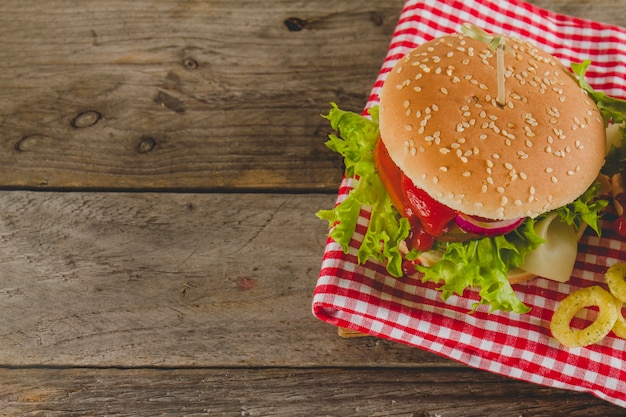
550;286;619;348
605;262;626;303
611;303;626;339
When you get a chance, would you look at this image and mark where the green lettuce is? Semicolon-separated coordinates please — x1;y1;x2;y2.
316;103;410;277
571;60;626;178
553;181;608;236
416;219;544;313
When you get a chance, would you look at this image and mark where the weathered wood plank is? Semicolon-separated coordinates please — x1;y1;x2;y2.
1;367;623;416
2;1;624;192
0;0;402;191
0;191;448;368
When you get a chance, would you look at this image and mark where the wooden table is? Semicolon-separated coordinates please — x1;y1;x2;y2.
0;1;625;415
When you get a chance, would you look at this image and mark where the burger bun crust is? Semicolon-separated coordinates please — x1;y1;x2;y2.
379;32;606;220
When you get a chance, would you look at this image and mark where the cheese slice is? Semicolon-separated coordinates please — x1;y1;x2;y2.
518;213;578;282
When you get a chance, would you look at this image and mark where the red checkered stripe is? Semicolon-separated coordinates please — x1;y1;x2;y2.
313;0;626;408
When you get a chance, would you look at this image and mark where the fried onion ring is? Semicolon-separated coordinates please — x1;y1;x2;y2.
605;262;626;303
550;286;619;348
611;303;626;339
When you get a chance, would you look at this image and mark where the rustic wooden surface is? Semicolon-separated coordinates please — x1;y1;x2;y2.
1;0;626;415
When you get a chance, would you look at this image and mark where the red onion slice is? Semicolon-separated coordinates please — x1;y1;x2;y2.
454;213;524;236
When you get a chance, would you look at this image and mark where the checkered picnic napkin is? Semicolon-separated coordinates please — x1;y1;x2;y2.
312;0;626;407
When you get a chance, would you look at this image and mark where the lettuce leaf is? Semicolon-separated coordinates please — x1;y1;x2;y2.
571;60;626;178
416;219;543;313
316;104;410;277
552;181;608;236
571;60;626;125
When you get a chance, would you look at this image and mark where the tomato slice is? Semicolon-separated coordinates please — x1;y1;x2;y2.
374;138;407;214
374;138;457;244
402;175;457;237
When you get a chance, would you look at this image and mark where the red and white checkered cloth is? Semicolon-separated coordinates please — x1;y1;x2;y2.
312;0;626;407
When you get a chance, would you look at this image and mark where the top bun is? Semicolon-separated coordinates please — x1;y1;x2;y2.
379;31;606;220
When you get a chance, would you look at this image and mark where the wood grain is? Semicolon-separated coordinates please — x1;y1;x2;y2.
1;367;624;417
0;0;400;192
0;191;442;368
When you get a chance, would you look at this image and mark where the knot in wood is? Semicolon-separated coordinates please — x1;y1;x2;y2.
70;110;102;128
137;137;157;154
283;17;306;31
182;58;198;70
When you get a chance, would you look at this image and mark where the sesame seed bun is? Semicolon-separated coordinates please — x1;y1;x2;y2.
378;32;606;220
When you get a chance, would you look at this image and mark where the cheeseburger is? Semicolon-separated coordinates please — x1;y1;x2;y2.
318;25;614;313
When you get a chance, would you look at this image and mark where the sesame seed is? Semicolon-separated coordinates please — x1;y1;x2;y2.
487;177;494;185
463;171;471;177
439;166;448;172
546;167;553;173
404;124;413;131
403;100;410;108
440;148;450;154
440;87;448;95
482;184;488;193
504;162;513;170
567;170;575;176
497;186;505;193
433;176;439;184
501;196;509;206
492;153;500;159
413;86;422;92
551;176;558;183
